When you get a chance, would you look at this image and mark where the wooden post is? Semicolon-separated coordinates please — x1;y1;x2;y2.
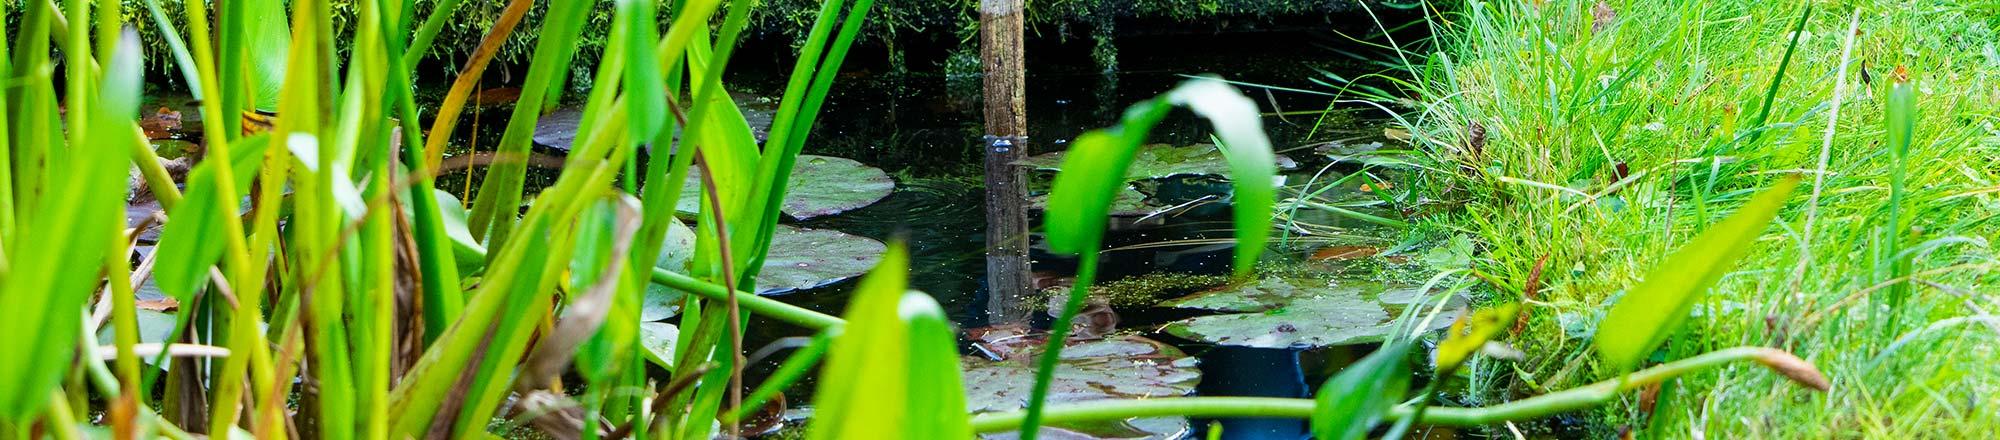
980;0;1033;324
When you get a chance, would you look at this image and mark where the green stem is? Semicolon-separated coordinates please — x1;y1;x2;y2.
649;267;843;330
971;347;1808;432
1017;248;1102;440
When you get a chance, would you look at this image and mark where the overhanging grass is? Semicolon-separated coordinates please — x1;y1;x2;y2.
1405;1;2000;436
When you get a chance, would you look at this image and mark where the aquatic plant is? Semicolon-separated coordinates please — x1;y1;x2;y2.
0;1;1856;439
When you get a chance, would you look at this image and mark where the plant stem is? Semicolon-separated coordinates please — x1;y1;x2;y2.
649;267;843;330
969;347;1813;432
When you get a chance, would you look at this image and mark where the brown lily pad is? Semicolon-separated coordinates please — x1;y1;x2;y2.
963;327;1199;439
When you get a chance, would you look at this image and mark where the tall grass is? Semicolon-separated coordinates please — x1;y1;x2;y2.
1399;1;2000;436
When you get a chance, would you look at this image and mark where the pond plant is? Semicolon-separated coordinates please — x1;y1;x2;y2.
0;0;1850;439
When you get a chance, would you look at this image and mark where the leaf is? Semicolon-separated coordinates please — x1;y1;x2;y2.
808;244;975;440
638;322;680;368
617;0;667;141
1594;178;1799;373
1019;143;1296;181
1311;342;1413;440
1433;304;1519;374
243;0;290;111
677;155;894;220
961;329;1201;439
1158;277;1463;349
152;134;270;302
756;224;887;295
1044;78;1279;276
0;28;141;419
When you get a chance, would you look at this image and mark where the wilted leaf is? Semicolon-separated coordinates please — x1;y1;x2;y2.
1433;304;1519;374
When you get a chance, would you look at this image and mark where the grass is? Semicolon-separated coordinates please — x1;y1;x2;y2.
1392;1;2000;436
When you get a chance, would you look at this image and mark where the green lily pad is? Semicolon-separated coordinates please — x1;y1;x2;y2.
963;327;1199;439
642;219;698;321
1021;143;1297;181
1029;185;1158;217
639;322;679;368
677;155;894;220
1158;277;1464;349
534;91;777;150
755;224;886;295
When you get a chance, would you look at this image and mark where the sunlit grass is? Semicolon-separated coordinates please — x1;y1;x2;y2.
1403;1;2000;436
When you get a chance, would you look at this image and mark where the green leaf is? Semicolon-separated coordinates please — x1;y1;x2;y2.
243;0;289;111
617;0;667;141
0;27;141;419
1594;177;1799;373
153;134;270;302
1043;78;1279;276
1311;342;1412;440
807;244;973;439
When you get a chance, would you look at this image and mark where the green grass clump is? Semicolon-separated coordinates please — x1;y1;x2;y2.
1401;1;2000;436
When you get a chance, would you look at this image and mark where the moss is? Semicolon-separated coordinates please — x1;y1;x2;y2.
1037;272;1231;309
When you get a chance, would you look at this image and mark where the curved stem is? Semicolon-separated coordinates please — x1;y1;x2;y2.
971;347;1813;432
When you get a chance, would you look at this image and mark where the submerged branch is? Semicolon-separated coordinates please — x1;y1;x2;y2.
968;347;1825;432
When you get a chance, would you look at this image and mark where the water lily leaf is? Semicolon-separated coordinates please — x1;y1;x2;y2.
756;224;887;295
534;91;778;150
642;219;696;321
677;155;893;220
1594;178;1797;373
1028;185;1157;217
963;328;1200;439
1159;277;1463;349
1022;143;1296;181
638;322;678;369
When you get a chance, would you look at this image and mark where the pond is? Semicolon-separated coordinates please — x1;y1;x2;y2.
348;25;1430;440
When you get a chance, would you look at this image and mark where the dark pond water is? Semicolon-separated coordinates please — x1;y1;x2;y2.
410;25;1423;440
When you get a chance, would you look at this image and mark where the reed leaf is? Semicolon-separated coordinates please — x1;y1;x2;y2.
0;26;140;420
1595;177;1799;373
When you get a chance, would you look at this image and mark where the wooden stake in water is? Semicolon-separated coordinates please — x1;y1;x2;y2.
981;0;1034;325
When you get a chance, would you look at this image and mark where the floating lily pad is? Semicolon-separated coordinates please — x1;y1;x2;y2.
963;327;1199;439
677;155;894;220
1158;277;1464;349
642;219;698;321
639;322;679;368
1021;143;1296;181
1028;185;1158;217
533;91;777;150
755;225;886;295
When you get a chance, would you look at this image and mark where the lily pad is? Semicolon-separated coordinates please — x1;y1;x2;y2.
639;322;679;368
676;155;894;220
642;219;698;321
1158;277;1464;349
1029;185;1158;217
963;327;1199;439
1021;143;1296;181
533;91;777;150
755;224;886;295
